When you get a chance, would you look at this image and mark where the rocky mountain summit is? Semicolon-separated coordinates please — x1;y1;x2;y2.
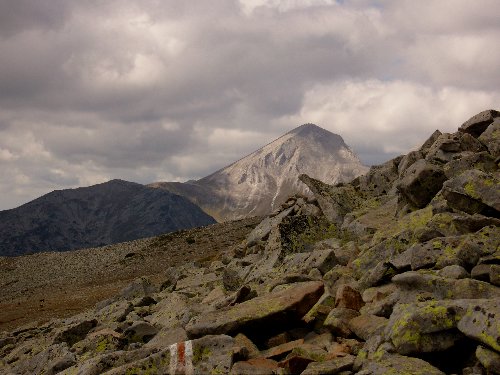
1;109;499;374
0;180;216;256
150;123;368;222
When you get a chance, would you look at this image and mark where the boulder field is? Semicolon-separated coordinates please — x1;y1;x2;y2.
1;109;499;374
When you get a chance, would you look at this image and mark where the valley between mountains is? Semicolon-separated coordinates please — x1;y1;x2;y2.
1;110;499;374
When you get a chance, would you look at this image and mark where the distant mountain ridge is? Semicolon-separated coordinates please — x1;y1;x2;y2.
150;124;368;221
0;179;215;256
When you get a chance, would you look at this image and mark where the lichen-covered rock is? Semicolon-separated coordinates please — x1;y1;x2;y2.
459;109;500;137
301;354;355;375
53;319;97;347
123;322;159;344
397;160;446;209
147;292;193;329
479;118;500;158
392;271;500;302
476;345;500;374
425;132;485;163
359;350;445;375
323;307;360;337
279;248;338;276
186;281;324;338
384;300;471;354
105;335;235;375
7;342;76;375
436;265;469;279
299;174;365;225
95;299;133;324
72;329;124;357
457;299;500;352
356;157;402;198
443;151;497;179
175;272;221;291
119;277;157;300
442;169;500;216
246;206;294;247
144;327;187;350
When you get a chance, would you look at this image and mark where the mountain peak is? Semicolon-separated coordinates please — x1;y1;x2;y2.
153;124;369;221
290;123;323;134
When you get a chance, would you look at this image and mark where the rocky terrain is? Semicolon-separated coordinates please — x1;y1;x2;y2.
151;123;368;222
0;217;260;333
0;109;499;374
0;179;216;256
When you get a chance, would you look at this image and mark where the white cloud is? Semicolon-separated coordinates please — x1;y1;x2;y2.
287;79;500;163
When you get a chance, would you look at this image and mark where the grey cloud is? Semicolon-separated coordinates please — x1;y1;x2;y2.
0;0;499;210
0;0;71;37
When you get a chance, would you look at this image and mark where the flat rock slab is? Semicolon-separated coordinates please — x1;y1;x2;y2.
186;281;324;338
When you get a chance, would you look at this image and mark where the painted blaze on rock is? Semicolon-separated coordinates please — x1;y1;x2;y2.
186;281;324;339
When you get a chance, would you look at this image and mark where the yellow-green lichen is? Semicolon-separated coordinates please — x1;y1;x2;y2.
192;346;212;364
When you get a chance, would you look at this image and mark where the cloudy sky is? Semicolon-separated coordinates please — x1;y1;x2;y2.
1;0;499;210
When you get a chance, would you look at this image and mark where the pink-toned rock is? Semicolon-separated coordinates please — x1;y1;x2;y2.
335;284;364;311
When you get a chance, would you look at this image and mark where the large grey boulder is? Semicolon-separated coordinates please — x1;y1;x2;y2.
442;169;500;215
425;132;485;163
392;271;500;302
457;299;500;352
443;151;497;179
384;300;472;354
397;160;446;208
279;248;338;276
299;174;364;225
356;156;402;197
119;277;157;301
9;343;76;375
246;207;294;247
104;335;235;375
53;319;98;347
479;118;500;158
186;281;324;338
459;109;500;137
